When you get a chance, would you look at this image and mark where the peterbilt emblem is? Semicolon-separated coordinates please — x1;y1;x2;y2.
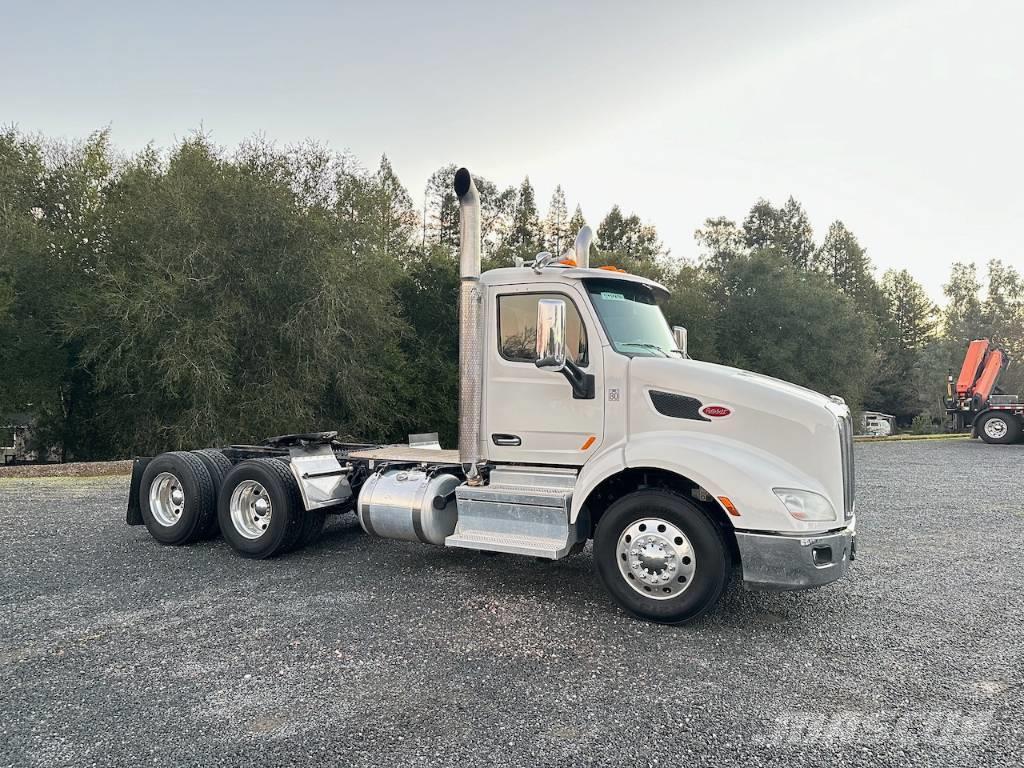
701;405;732;418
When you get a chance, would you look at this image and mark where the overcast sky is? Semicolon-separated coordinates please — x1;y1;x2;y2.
3;0;1021;301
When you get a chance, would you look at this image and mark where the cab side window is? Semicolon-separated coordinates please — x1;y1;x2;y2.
497;293;588;365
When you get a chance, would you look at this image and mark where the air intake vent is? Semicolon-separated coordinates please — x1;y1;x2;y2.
650;391;710;421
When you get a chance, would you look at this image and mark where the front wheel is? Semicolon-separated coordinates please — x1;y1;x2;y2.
593;489;730;624
977;412;1020;444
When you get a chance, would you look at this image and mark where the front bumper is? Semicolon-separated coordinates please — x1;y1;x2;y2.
735;523;856;591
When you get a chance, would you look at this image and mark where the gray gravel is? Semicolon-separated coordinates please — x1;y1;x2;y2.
2;440;1022;767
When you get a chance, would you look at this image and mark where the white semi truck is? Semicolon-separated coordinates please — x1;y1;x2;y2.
126;168;857;624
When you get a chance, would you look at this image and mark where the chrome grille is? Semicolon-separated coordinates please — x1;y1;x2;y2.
838;412;855;518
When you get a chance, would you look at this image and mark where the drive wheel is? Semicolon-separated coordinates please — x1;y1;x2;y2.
270;458;326;549
191;448;233;537
977;412;1020;444
218;459;305;558
594;489;730;624
139;451;216;545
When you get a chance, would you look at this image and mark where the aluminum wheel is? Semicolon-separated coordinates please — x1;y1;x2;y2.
983;417;1008;440
229;480;273;540
616;517;697;600
148;472;185;527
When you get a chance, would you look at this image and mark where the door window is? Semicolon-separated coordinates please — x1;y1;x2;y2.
497;293;588;366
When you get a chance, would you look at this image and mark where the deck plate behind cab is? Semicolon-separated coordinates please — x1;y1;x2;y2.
347;446;461;464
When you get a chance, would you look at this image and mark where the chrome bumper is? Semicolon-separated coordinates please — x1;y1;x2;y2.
735;524;856;591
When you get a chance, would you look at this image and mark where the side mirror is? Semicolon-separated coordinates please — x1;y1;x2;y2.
535;298;567;371
673;326;688;358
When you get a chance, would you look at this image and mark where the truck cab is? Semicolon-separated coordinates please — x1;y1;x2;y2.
126;168;856;625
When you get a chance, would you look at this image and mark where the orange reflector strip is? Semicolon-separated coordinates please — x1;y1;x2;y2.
559;258;578;267
718;496;740;517
580;436;596;450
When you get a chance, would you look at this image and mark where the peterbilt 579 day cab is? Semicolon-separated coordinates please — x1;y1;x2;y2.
126;168;857;624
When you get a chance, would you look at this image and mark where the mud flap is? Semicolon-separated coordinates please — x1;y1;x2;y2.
126;457;153;525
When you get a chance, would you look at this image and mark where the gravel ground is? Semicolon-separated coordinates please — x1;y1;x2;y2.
1;440;1022;767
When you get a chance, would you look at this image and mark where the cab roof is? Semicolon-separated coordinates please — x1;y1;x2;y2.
480;265;669;298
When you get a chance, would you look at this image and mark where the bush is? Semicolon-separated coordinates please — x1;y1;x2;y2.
910;412;941;435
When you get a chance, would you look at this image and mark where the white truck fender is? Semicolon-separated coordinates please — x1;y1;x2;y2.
572;431;835;534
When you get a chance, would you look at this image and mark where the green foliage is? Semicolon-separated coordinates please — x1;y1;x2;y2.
704;250;873;405
943;262;984;344
506;176;542;256
910;412;941;435
545;184;569;256
740;197;814;269
4;127;1013;458
597;205;662;264
567;205;586;241
865;270;936;422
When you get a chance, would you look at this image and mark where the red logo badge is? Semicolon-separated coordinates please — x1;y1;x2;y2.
701;405;732;418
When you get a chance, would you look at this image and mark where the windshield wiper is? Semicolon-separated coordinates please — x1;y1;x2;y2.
618;342;670;357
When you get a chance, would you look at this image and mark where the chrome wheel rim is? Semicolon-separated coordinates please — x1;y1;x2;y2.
984;418;1007;439
230;480;272;540
149;472;185;527
616;517;696;600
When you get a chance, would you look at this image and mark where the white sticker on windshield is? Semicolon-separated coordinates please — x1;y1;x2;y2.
601;292;626;301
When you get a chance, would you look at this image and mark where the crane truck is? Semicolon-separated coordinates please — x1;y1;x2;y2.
125;168;857;624
945;338;1024;444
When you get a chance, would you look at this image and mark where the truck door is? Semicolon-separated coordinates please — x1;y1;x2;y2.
484;284;605;466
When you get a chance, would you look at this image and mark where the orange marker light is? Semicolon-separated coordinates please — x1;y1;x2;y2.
597;265;627;273
718;496;741;517
559;258;578;267
580;436;596;450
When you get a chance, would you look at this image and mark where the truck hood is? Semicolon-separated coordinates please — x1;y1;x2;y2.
627;356;847;501
631;356;844;421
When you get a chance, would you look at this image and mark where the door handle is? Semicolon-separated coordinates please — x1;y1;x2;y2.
491;434;522;446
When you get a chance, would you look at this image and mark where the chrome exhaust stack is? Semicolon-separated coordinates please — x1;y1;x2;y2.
573;225;594;268
454;168;484;482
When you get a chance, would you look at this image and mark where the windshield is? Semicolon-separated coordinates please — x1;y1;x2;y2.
583;278;679;358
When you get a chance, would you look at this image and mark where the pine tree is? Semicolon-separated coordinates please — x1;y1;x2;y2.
695;216;745;271
742;200;780;251
423;164;459;249
597;205;627;251
943;262;984;344
567;204;586;242
598;205;662;262
865;269;937;422
741;198;814;268
777;197;815;269
370;155;415;259
883;269;936;353
506;176;542;254
812;221;876;306
545;185;568;255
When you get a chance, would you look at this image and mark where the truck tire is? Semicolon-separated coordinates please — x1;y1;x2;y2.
977;412;1020;444
191;448;233;537
218;459;305;559
270;458;326;549
139;451;216;546
593;489;730;624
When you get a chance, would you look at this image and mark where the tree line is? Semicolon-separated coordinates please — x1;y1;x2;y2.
1;128;1021;459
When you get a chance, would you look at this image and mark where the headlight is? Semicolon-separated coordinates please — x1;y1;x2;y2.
773;488;837;522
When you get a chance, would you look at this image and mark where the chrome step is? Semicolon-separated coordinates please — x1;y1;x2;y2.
445;529;569;559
